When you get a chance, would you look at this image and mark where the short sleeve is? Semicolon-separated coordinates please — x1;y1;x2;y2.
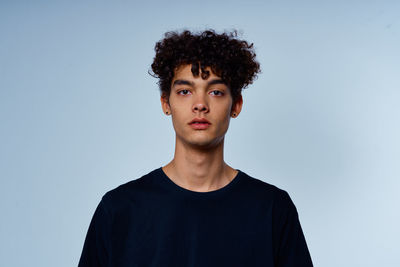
78;198;112;267
272;190;313;267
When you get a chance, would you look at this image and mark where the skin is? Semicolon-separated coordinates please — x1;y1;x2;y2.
160;64;243;192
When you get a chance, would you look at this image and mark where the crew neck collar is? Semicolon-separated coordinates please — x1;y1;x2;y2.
154;166;244;197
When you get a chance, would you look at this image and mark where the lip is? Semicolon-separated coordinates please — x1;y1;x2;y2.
190;122;210;130
189;118;211;124
189;118;211;130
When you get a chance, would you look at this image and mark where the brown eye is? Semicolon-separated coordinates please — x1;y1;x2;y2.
178;89;190;95
210;90;224;96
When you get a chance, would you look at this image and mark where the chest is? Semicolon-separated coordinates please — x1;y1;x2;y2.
108;197;275;267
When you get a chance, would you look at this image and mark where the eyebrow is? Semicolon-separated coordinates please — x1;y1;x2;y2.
207;79;226;86
172;80;194;86
172;79;226;87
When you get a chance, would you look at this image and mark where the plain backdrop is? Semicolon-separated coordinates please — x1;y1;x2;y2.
1;1;399;266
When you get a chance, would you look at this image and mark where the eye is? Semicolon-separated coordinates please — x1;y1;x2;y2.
177;89;191;95
210;90;224;96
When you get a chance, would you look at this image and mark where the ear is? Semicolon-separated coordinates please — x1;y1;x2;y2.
231;94;243;117
161;95;171;114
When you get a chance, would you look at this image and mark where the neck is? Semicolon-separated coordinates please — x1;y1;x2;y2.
162;135;237;192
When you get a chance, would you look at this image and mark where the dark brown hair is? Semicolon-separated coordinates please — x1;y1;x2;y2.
150;29;261;104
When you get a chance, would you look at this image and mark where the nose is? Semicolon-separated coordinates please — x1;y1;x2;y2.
192;94;209;113
193;103;208;113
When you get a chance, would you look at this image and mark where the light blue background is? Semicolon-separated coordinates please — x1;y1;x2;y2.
1;1;399;266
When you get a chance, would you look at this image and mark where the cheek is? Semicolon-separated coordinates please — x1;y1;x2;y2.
170;110;188;132
218;103;233;120
171;113;182;129
215;106;232;130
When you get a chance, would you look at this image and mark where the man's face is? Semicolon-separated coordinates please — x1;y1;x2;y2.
161;64;243;149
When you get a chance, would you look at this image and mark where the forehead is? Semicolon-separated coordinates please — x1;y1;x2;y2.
173;64;221;81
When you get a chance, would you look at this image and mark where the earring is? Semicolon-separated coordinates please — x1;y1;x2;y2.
232;113;236;117
166;111;169;115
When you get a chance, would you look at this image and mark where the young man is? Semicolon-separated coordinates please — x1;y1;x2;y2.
78;30;313;267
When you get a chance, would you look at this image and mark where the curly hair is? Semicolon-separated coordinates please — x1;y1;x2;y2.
150;29;261;104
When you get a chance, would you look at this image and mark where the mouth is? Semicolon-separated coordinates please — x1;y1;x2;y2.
189;118;211;130
189;118;211;124
189;122;211;129
190;121;210;125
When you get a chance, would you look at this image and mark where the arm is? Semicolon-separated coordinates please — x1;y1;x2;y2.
78;198;112;267
272;190;313;267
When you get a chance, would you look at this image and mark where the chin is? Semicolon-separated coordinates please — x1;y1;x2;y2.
191;136;224;148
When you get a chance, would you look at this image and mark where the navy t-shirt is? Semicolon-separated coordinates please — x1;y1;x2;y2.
78;167;313;267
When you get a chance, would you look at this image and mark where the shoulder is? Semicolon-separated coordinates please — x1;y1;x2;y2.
99;168;160;212
239;170;296;210
240;171;300;232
